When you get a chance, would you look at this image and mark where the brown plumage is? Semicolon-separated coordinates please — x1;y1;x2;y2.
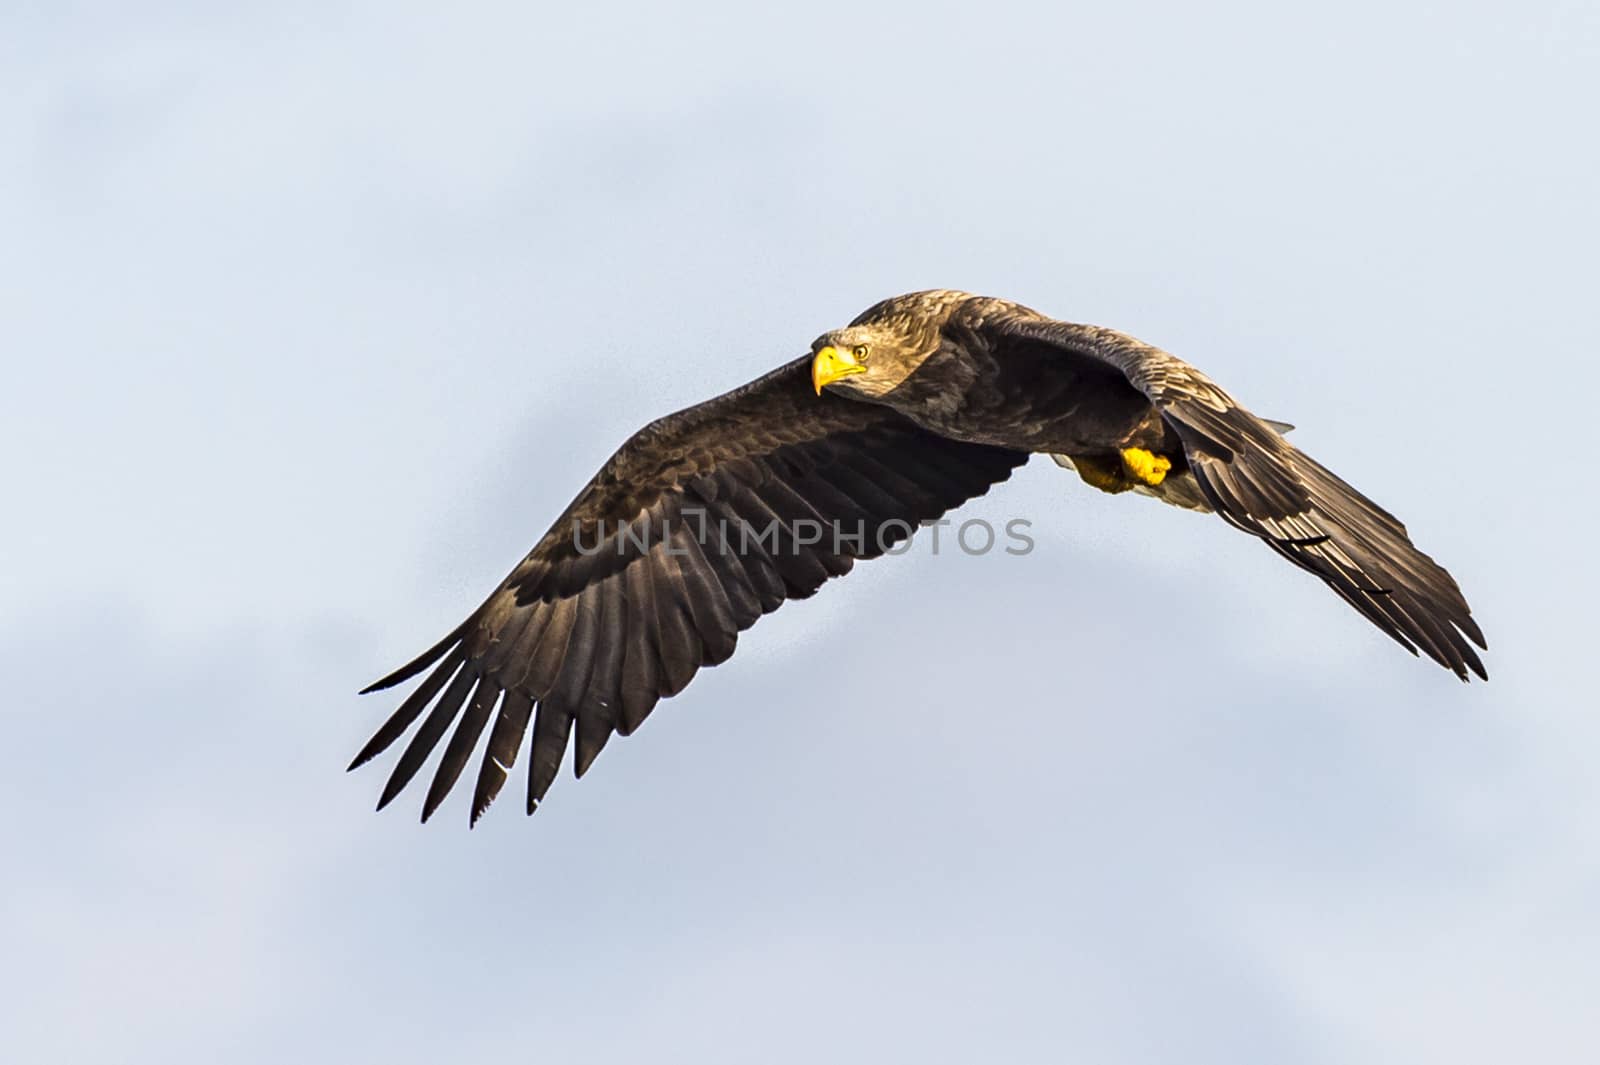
352;290;1487;825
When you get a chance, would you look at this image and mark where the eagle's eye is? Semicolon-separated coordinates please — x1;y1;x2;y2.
852;344;870;361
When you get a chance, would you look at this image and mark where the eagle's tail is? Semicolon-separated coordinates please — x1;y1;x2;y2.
1052;417;1293;513
1051;453;1213;512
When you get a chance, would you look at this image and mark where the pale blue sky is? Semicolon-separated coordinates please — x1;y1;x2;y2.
3;3;1597;1063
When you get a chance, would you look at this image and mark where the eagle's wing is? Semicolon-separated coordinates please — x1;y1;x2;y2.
985;314;1487;681
351;355;1028;823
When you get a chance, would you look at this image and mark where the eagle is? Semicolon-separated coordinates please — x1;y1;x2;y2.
351;290;1487;824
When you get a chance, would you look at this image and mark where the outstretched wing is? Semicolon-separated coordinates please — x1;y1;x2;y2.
986;314;1487;681
351;355;1028;823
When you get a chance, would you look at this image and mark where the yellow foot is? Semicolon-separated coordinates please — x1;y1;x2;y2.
1071;455;1132;493
1120;448;1172;487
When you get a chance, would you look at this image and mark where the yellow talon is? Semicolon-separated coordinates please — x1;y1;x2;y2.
1120;448;1171;487
1072;455;1132;493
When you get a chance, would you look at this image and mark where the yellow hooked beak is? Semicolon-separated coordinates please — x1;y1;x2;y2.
811;346;866;395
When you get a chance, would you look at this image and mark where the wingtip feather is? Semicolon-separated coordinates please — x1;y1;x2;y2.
361;621;471;695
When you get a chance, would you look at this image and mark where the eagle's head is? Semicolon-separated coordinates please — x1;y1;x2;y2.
810;291;969;399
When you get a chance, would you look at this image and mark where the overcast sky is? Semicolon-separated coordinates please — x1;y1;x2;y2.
4;3;1598;1063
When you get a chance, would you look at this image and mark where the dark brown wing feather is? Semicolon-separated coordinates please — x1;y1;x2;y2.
351;355;1028;823
986;314;1487;681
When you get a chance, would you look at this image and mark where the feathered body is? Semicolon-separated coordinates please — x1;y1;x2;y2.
352;290;1487;825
